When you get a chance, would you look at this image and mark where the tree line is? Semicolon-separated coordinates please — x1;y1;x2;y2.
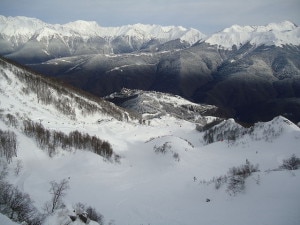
0;56;136;121
23;120;114;159
0;129;17;163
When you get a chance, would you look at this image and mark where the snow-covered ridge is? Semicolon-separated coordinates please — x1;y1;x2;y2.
1;15;299;53
106;88;218;121
202;116;299;145
205;21;300;49
0;15;206;45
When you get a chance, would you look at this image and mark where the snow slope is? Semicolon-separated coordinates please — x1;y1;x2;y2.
206;21;300;49
0;214;20;225
1;58;300;225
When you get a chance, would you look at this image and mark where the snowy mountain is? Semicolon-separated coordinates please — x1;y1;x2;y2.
2;15;299;55
0;15;47;41
0;15;206;62
1;16;299;58
1;50;300;225
205;21;300;49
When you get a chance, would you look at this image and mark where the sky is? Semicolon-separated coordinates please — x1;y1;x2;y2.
0;0;299;34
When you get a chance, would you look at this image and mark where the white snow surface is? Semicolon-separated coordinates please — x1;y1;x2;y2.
1;59;300;225
0;214;20;225
205;21;300;49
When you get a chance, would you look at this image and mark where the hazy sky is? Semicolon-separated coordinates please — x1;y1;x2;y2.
0;0;299;34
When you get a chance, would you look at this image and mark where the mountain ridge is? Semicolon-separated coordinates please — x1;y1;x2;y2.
1;15;299;48
205;20;300;49
1;15;299;60
0;15;206;52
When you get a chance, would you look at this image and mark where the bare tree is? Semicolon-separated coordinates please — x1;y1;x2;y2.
14;160;23;176
0;181;42;225
280;154;300;170
86;206;104;225
0;129;18;163
226;160;259;195
44;179;70;214
0;159;8;181
73;202;104;225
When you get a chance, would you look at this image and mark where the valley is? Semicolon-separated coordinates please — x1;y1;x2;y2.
1;16;299;123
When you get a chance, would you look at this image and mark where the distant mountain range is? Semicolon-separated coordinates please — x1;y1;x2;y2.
0;15;205;62
1;16;300;123
1;16;299;62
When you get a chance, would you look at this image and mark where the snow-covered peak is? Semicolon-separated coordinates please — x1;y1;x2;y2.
254;116;299;133
63;20;101;36
263;20;297;31
202;116;299;145
34;27;62;42
223;24;254;33
222;21;297;33
0;15;46;37
206;21;300;49
100;23;206;43
180;28;206;44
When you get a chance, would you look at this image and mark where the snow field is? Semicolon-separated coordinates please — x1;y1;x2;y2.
2;113;300;225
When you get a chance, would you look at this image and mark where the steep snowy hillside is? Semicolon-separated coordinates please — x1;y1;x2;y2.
206;21;300;49
0;57;133;122
1;53;300;225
